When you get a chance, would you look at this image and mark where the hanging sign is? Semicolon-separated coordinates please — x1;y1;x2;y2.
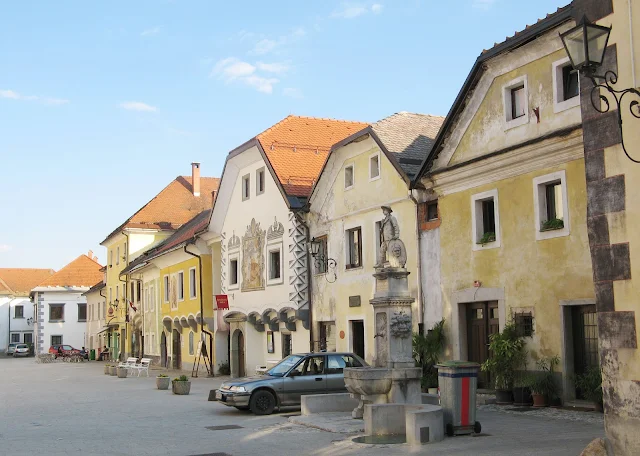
215;295;229;310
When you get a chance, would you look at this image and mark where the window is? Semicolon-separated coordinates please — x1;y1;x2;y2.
511;86;525;119
163;276;169;302
346;227;362;269
116;285;119;302
24;333;32;344
189;331;194;355
130;282;135;303
49;304;64;322
116;246;120;265
515;312;534;337
503;75;529;128
472;189;500;250
344;164;354;189
189;268;197;299
533;170;570;240
229;258;239;286
553;58;581;113
282;333;292;357
14;305;24;318
374;221;382;265
11;333;20;343
136;281;141;303
256;167;265;195
427;201;438;221
242;174;250;201
562;66;579;101
150;284;155;312
78;303;87;322
177;272;184;301
267;331;274;353
369;154;380;180
326;354;363;374
109;250;113;267
51;335;63;346
103;301;106;319
269;249;281;280
313;236;328;274
109;287;112;304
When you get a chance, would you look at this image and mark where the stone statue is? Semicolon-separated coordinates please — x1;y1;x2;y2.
375;206;401;268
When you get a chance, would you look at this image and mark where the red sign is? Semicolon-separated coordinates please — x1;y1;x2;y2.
215;295;229;310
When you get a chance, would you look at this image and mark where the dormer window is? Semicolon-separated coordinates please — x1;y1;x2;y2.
345;164;354;189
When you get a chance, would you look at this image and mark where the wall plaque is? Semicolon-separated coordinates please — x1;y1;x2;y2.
349;295;361;307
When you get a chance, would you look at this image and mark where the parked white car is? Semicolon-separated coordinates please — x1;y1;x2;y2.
13;344;30;357
6;343;19;356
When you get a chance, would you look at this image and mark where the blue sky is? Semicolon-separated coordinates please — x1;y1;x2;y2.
0;0;569;269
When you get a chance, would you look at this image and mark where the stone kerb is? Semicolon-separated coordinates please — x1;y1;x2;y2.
405;404;444;445
301;393;359;415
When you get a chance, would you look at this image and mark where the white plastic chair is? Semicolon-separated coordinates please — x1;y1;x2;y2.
132;358;151;377
118;357;138;375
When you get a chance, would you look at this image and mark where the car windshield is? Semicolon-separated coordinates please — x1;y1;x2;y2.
17;345;28;349
9;343;17;347
267;355;304;377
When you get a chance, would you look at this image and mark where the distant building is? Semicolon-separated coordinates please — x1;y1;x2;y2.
0;268;55;352
30;252;103;353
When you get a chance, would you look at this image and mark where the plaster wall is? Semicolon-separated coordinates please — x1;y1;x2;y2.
84;288;105;352
420;228;443;330
0;297;35;352
308;137;419;364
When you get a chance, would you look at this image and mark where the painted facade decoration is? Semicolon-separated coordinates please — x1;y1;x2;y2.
241;219;265;292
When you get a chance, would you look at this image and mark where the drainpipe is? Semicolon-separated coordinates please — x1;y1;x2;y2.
408;189;424;329
184;241;215;376
294;211;314;352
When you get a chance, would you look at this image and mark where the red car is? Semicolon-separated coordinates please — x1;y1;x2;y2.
49;344;82;358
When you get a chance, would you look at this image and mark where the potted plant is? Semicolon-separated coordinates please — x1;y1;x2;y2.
541;218;564;231
109;365;118;376
413;319;446;394
172;375;191;395
481;323;525;404
156;374;171;390
527;356;560;407
574;366;603;412
117;365;128;378
478;232;496;245
512;350;531;406
104;364;110;375
218;362;231;376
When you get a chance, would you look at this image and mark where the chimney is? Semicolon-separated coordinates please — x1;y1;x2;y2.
88;249;93;258
191;162;201;197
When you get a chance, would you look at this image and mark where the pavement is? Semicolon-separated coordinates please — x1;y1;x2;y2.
0;357;604;456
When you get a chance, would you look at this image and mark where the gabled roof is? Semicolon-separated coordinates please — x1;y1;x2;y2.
412;4;573;183
82;280;106;296
121;209;211;275
371;112;444;179
0;268;56;295
101;175;219;244
35;255;103;289
256;116;368;198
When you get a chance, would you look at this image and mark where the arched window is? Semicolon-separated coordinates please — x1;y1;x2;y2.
189;331;194;355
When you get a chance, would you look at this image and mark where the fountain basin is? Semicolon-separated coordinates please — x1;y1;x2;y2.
344;367;393;396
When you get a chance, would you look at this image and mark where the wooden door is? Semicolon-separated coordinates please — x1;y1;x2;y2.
467;302;499;388
238;331;245;377
351;321;365;360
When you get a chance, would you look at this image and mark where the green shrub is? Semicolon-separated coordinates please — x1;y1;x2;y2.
541;218;564;231
173;375;189;382
478;232;496;245
218;361;231;375
574;366;603;404
413;319;445;389
481;323;526;390
526;356;560;398
157;374;168;378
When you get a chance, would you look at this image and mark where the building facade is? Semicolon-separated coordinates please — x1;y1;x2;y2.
83;280;106;355
306;112;443;364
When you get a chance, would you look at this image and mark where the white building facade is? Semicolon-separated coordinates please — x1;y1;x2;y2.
0;297;36;352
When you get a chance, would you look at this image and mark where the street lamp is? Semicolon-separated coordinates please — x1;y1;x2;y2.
309;237;337;283
560;15;640;163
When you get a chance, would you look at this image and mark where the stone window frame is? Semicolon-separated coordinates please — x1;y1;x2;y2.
532;170;570;241
369;152;381;182
14;305;24;319
345;226;363;270
10;333;21;343
189;267;197;299
49;303;65;322
471;189;501;251
77;303;87;322
163;275;170;303
344;163;355;190
267;241;284;286
552;57;580;113
502;75;529;130
176;271;185;302
51;335;63;346
256;167;266;196
242;174;250;201
116;246;120;265
228;252;240;290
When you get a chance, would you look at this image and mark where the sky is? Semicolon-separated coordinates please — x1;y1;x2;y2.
0;0;570;270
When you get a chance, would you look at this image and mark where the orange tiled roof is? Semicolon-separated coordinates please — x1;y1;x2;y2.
257;116;368;197
102;175;219;243
36;255;103;288
0;268;56;295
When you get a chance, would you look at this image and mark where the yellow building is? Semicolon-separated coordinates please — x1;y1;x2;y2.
307;112;443;364
98;163;218;362
123;209;214;374
414;6;597;401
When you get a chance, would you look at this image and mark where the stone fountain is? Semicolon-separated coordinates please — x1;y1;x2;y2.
344;206;422;420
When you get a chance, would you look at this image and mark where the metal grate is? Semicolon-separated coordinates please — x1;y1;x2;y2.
205;425;243;431
515;312;534;337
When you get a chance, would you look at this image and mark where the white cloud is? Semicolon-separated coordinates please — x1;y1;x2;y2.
283;87;303;99
244;75;279;94
141;26;161;37
332;4;368;19
1;89;68;105
0;244;11;253
212;57;256;79
256;62;290;74
252;38;278;55
472;0;496;9
371;3;383;14
119;101;158;112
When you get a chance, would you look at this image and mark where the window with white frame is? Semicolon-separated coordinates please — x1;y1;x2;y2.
116;246;120;265
503;75;529;129
346;227;362;269
552;57;580;113
268;248;281;281
163;275;169;302
51;335;63;346
49;304;64;322
256;167;265;195
533;170;570;240
344;164;354;189
313;236;328;274
11;333;20;343
136;281;141;304
189;268;197;298
116;285;119;302
109;287;112;304
109;250;113;267
189;331;195;355
229;257;239;287
150;284;155;312
242;174;250;201
78;303;87;322
369;153;380;180
177;271;184;301
471;189;500;250
14;305;23;318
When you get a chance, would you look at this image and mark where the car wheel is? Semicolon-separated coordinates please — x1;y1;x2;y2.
250;390;276;415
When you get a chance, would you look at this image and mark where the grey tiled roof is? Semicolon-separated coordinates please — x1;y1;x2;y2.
372;112;444;178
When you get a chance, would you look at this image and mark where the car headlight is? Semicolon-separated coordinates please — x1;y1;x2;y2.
230;386;247;393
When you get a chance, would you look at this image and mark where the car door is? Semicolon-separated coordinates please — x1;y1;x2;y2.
326;354;363;394
281;355;327;405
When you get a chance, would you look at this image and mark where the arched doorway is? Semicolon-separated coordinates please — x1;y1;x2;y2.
172;329;181;370
231;329;246;377
160;332;167;368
